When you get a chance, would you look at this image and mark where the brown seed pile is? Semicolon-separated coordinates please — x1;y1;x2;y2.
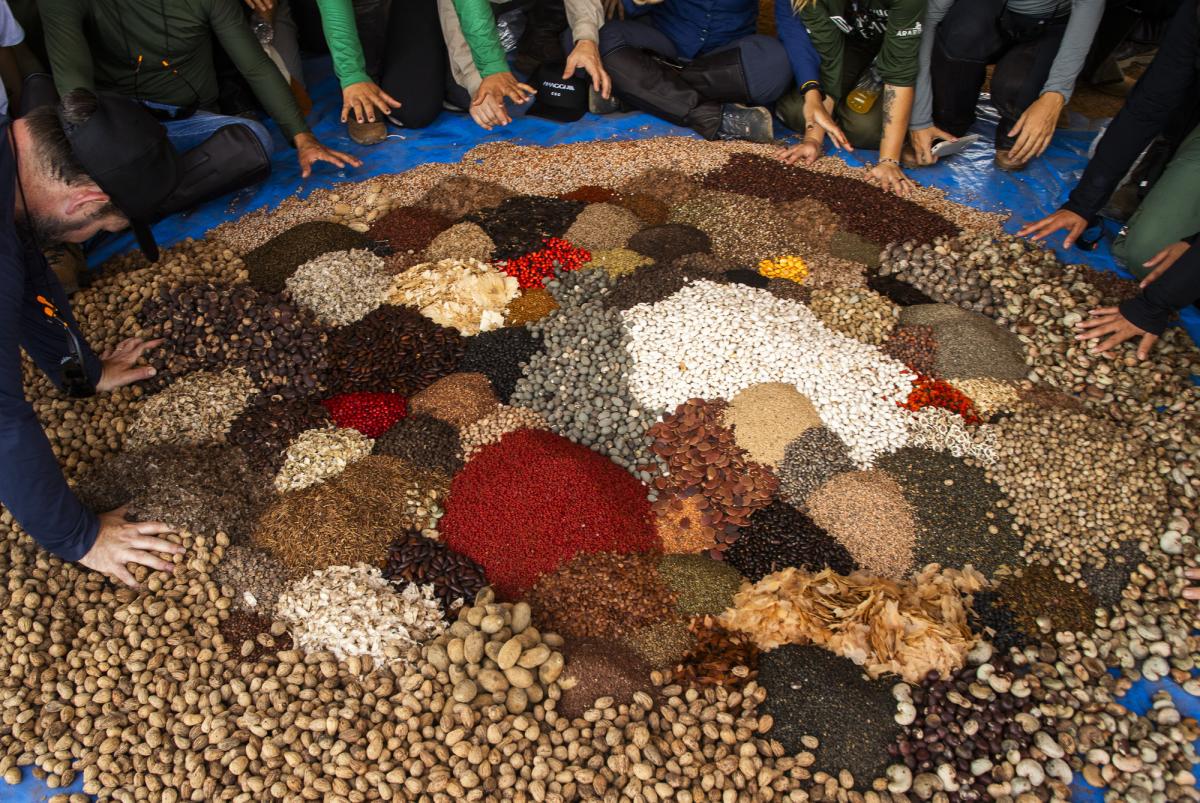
995;562;1100;637
408;372;500;430
558;185;618;204
808;286;900;346
254;455;442;576
618;167;699;206
423;221;497;263
612;191;671;226
137;281;330;400
373;412;464;476
806;470;917;579
242;220;371;293
211;543;290;612
669;190;804;264
384;531;488;613
649;399;778;550
272;426;374;492
504;287;559;325
987;407;1169;576
284;249;392;326
368;205;452;255
667;616;760;689
324;305;464;395
558;638;654;720
900;303;1029;380
947;377;1021;417
881;324;939;377
626;224;712;264
651;493;719;554
528;552;679;641
584;247;654;279
658;554;745;616
627;618;695;668
218;610;292;664
126;368;257;448
562;203;642;251
776;198;841;249
722;382;822;467
459;404;549;460
416;174;513;220
226;398;332;473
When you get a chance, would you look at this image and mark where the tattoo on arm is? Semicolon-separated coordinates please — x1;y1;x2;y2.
881;85;896;130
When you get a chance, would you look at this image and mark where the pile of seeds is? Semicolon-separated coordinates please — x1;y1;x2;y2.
657;554;745;616
383;531;488;613
503;287;558;325
725;500;858;581
777;198;841;248
721;382;822;467
325;304;463;395
558;638;653;719
385;257;519;335
423;221;497;263
905;406;998;464
619;167;699;205
368;205;451;255
808;286;900;346
584;247;654;278
466;195;584;259
775;426;857;506
321;391;406;437
418;174;512;219
667;616;760;688
285;249;392;326
900;304;1029;380
651;492;719;554
806;470;917;579
562;202;641;251
600;261;703;311
276;564;445;662
126;368;256;448
373;412;463;475
408;372;499;429
211;544;290;612
227;398;332;472
670;190;804;264
757;254;808;283
994;562;1100;637
272;426;374;492
626;618;695;668
947;377;1020;417
881;324;939;376
626;224;711;263
459;404;549;460
242;220;371;292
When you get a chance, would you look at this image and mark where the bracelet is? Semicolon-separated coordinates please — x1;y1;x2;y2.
878;158;901;167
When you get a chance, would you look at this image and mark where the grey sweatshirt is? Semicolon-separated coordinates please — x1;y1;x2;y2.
911;0;1104;130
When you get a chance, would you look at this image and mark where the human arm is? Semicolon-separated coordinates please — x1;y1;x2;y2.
869;84;915;195
449;0;510;88
38;0;95;96
312;0;400;123
563;0;609;96
1038;0;1105;107
565;0;604;47
798;3;847;101
775;0;822;98
909;0;959;165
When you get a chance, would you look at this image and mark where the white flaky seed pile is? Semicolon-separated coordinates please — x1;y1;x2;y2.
621;281;914;465
285;249;392;326
386;257;518;335
273;427;374;492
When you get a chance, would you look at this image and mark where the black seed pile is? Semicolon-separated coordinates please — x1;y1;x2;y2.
138;282;331;400
725;500;857;582
867;269;936;307
384;531;488;614
1078;539;1142;608
879;448;1021;579
373;413;464;476
766;277;812;304
759;645;900;784
700;154;959;246
325;305;464;395
242;221;372;293
458;327;543;403
602;263;704;311
776;427;856;507
723;269;770;289
466;195;585;259
228;398;332;473
626;224;711;263
968;590;1028;653
671;251;730;278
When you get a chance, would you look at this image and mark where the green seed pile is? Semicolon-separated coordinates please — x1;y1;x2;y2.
657;554;745;616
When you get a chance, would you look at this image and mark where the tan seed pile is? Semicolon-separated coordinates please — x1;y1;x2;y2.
806;470;917;579
948;377;1021;417
423;221;497;263
722;382;823;467
808;286;900;346
126;368;256;448
459;404;549;460
272;426;374;492
562;203;642;251
284;249;392;326
408;372;500;430
503;287;559;325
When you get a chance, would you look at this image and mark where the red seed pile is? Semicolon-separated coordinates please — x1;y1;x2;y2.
882;325;940;377
384;531;488;614
701;154;959;246
368;206;452;255
648;399;778;554
440;429;659;598
321;392;407;438
227;398;332;473
497;238;592;290
325;305;463;396
902;375;981;424
527;552;677;641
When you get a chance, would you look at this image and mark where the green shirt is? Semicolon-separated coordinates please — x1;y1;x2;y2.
42;0;309;140
799;0;926;100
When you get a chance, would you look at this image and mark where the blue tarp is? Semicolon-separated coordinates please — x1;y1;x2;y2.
4;58;1195;803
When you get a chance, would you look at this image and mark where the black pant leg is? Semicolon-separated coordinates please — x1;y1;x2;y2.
989;21;1068;149
379;0;448;129
930;0;1007;137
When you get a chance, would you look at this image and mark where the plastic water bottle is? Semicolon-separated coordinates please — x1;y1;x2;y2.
846;68;882;115
251;13;274;46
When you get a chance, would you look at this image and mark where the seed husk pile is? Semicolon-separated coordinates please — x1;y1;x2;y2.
272;426;374;492
775;425;857;506
900;303;1029;380
384;531;488;614
528;551;678;641
657;554;745;616
562;202;642;251
725;500;858;582
385;257;519;335
408;372;499;429
626;224;712;263
651;492;719;554
459;404;549;460
211;543;290;612
667;616;760;689
373;412;464;475
284;249;392;326
324;304;464;395
137;281;330;400
226;397;332;473
947;377;1021;418
722;382;823;467
466;195;585;259
416;174;512;220
458;327;543;403
126;367;257;448
423;221;497;263
242;220;372;293
806;470;917;579
808;286;900;346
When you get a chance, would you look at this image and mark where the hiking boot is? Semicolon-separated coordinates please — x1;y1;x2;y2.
994;149;1030;172
347;118;387;145
716;104;773;144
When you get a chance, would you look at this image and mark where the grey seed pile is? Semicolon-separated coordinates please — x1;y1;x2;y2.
457;327;544;403
242;221;371;293
212;544;290;612
829;230;883;268
127;368;257;448
759;644;900;785
284;249;391;327
460;404;549;460
562;203;642;251
776;426;856;507
722;382;822;467
417;174;513;220
626;224;712;264
373;413;464;476
806;470;917;580
878;447;1020;579
408;372;499;430
808;287;899;347
423;221;497;263
1078;538;1142;608
511;269;660;482
900;304;1029;380
669;191;804;264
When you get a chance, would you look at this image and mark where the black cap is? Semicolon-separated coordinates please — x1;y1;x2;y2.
61;92;181;262
526;63;588;124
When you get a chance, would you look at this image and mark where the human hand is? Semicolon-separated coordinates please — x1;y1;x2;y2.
807;91;851;151
1140;241;1191;288
295;132;362;179
1007;92;1063;164
96;337;163;393
1074;306;1159;359
79;507;185;588
470;92;509;130
868;161;914;197
244;0;275;14
1017;209;1088;249
341;81;401;124
775;140;822;166
565;40;610;99
910;125;956;166
1183;567;1200;601
603;0;626;19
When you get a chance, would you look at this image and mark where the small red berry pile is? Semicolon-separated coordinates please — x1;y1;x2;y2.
900;375;980;425
321;392;407;438
497;238;592;289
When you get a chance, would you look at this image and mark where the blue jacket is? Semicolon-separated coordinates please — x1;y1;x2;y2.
1;116;103;562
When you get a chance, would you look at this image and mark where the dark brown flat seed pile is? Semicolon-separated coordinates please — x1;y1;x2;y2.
369;206;452;256
759;644;900;784
878;448;1020;579
558;185;619;204
658;554;744;616
228;398;332;473
626;224;712;263
618;168;699;207
325;305;463;395
701;154;959;246
458;328;543;403
725;500;858;582
776;198;841;249
138;282;330;400
996;563;1099;637
417;175;513;220
559;638;654;720
219;610;291;663
242;221;371;293
466;195;585;259
615;193;670;226
667;616;759;689
373;413;464;476
776;427;856;507
881;325;939;376
384;531;488;614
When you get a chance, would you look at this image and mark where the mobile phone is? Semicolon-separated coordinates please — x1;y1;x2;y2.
931;134;981;159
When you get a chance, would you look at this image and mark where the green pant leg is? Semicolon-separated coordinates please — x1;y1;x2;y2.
836;98;883;150
1113;123;1200;279
775;86;810;135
